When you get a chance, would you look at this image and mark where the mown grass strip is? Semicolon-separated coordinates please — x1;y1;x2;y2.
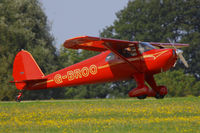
0;97;199;133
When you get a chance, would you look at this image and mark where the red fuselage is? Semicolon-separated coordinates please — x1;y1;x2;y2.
27;48;177;90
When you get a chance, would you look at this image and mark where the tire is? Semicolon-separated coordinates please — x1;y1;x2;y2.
137;95;147;99
16;96;21;102
155;93;165;99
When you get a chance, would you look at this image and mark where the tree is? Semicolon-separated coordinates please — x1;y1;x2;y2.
100;0;200;96
155;70;200;97
0;0;58;100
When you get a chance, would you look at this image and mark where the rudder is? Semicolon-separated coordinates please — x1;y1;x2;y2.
12;50;44;90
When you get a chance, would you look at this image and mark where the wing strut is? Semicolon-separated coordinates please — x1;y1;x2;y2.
102;43;141;73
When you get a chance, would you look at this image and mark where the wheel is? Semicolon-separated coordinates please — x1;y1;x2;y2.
137;95;147;99
16;99;21;102
16;96;21;102
155;93;165;99
15;95;22;102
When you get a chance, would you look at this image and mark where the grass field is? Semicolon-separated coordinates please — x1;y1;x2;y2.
0;97;200;133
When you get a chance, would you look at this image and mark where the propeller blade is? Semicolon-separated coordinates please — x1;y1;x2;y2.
167;38;189;68
173;61;177;67
178;53;189;68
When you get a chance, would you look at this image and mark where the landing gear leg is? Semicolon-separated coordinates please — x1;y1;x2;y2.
16;91;23;102
128;73;149;99
145;75;167;99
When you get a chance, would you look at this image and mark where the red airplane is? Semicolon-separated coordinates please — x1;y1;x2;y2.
10;36;189;102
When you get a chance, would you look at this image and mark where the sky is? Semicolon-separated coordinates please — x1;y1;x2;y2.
39;0;129;48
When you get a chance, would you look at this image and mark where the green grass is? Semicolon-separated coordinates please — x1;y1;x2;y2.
0;97;200;133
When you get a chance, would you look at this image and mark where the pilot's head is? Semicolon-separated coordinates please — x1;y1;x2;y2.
125;47;131;52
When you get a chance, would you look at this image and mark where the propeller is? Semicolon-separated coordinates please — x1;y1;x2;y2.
175;49;189;68
168;38;189;68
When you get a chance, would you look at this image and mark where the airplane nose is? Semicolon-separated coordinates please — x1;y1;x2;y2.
162;49;177;71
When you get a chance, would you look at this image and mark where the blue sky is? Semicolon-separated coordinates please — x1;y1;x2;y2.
39;0;129;48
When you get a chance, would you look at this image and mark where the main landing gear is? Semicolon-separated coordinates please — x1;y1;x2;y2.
16;91;23;102
154;86;167;99
128;73;168;99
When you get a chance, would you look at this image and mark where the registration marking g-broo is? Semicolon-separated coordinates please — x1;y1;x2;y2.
54;64;98;84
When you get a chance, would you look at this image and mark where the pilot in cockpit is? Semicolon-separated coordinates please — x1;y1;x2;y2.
121;47;137;57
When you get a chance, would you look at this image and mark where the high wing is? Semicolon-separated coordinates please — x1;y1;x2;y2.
150;42;189;48
63;36;189;51
64;36;141;72
63;36;139;52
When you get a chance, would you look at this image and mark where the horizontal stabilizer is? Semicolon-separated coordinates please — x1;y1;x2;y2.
10;78;47;83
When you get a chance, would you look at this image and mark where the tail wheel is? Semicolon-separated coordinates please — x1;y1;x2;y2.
16;91;23;102
16;96;22;102
137;95;147;99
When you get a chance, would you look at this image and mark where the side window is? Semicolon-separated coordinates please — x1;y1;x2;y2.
120;46;137;57
127;46;137;56
138;44;145;54
105;53;115;62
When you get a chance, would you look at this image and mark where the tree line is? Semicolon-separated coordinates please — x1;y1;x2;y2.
0;0;199;101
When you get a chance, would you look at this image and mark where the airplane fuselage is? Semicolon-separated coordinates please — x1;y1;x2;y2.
28;48;177;90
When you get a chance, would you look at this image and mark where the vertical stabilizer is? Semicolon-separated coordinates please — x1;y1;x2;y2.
12;50;44;90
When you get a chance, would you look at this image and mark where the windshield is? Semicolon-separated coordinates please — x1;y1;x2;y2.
139;42;155;53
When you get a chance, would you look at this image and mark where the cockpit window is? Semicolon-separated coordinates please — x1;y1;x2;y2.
105;53;115;62
139;42;155;53
119;46;137;58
